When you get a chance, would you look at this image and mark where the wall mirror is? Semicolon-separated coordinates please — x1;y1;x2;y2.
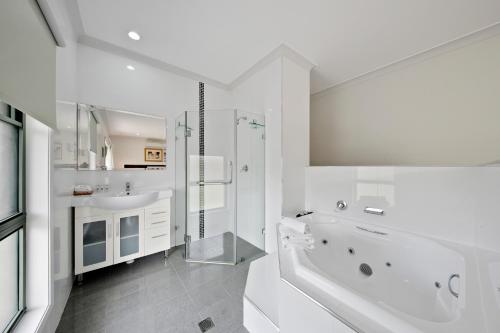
77;104;166;170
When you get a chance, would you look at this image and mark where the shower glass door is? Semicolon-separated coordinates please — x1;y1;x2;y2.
174;114;187;246
184;110;236;264
236;111;266;260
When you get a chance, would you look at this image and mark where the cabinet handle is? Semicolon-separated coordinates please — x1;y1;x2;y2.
116;223;119;237
152;233;167;239
108;223;111;239
151;221;166;225
152;211;167;215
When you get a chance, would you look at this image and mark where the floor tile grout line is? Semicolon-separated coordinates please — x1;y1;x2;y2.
169;252;204;315
172;259;190;295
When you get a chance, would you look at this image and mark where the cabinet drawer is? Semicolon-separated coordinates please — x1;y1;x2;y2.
145;210;169;229
145;201;170;228
145;226;170;256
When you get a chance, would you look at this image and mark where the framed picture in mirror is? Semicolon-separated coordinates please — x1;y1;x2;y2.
145;148;164;162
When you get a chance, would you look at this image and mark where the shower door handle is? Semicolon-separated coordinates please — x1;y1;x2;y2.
197;180;232;185
196;161;233;185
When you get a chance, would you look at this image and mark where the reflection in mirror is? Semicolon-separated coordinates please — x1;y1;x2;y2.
54;101;78;169
77;104;166;170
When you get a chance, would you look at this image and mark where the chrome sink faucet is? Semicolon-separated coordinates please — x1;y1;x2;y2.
125;182;131;194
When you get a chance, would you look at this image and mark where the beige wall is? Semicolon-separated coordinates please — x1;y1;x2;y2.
111;135;165;168
311;33;500;166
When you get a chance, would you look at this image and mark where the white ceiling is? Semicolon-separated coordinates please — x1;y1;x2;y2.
74;0;500;93
99;109;166;140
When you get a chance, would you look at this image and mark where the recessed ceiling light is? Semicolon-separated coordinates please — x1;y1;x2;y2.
136;132;140;136
126;65;135;71
128;31;141;41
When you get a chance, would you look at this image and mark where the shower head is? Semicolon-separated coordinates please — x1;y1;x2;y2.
249;119;265;129
236;116;248;125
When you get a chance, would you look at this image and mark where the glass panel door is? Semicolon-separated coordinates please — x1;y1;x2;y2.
113;210;144;263
75;216;113;274
82;220;107;266
184;110;236;264
119;216;139;257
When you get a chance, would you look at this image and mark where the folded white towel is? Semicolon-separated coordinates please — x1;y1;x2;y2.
281;234;314;243
282;240;315;250
281;217;310;234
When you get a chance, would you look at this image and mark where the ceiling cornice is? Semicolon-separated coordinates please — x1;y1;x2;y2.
312;21;500;98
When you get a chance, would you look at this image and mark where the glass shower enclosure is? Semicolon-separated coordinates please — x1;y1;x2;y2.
175;109;265;264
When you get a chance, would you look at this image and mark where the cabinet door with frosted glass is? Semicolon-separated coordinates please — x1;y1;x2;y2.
113;209;144;264
75;216;113;274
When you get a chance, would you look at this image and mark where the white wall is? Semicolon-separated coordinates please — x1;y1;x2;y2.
232;56;312;252
281;58;311;216
232;58;283;253
305;166;500;253
311;33;500;166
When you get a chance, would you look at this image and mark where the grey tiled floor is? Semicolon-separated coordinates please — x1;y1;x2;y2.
187;232;265;263
56;248;253;333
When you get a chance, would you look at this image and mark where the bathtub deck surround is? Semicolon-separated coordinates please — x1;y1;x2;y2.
244;253;280;333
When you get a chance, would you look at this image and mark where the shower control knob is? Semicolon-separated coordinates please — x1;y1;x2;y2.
336;200;348;210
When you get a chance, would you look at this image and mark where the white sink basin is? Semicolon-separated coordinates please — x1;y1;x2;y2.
89;191;159;210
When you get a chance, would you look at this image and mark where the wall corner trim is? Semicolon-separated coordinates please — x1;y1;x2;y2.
36;0;66;47
229;43;316;90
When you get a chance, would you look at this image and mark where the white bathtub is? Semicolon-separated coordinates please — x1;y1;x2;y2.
277;214;487;333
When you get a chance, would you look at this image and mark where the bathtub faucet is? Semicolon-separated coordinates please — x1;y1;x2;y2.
364;207;384;215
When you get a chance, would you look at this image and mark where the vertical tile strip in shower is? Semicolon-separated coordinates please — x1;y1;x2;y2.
199;82;205;239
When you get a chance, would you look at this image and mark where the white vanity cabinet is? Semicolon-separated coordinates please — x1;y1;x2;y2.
144;199;171;256
74;198;171;275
